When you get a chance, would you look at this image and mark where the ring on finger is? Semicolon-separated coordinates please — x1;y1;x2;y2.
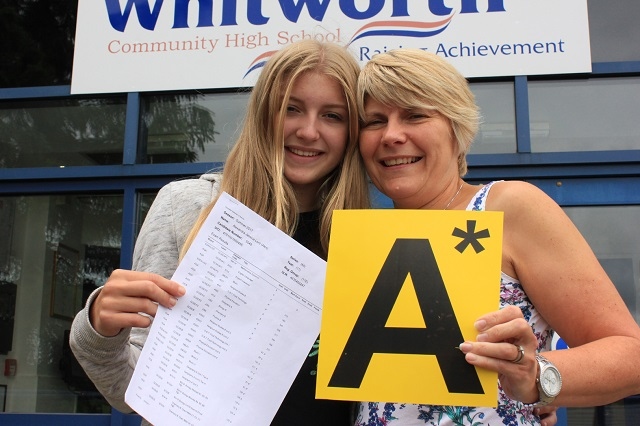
511;344;525;364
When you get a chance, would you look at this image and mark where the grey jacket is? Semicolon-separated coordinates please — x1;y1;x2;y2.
70;174;220;419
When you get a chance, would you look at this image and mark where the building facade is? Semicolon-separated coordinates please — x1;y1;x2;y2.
0;0;639;424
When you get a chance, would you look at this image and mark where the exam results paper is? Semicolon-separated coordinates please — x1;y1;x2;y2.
125;192;327;425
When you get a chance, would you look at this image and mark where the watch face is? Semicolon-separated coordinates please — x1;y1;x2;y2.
541;368;562;397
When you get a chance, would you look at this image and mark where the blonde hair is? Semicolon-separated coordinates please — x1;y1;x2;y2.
357;48;480;176
181;40;370;258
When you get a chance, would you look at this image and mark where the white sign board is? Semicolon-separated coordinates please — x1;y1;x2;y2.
71;0;592;94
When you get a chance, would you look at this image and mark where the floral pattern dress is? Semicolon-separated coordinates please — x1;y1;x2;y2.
354;182;553;426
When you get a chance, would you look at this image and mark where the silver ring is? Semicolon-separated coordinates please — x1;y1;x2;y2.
511;344;525;364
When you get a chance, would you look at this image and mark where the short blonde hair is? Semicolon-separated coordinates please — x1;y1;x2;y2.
357;49;479;176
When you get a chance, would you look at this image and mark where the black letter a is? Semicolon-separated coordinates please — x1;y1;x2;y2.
328;239;483;394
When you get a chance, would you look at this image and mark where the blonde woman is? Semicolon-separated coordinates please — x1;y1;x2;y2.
355;48;640;426
70;39;370;425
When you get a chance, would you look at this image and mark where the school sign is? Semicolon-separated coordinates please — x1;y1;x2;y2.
71;0;592;94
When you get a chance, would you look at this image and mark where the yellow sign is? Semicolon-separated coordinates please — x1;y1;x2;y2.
316;209;503;407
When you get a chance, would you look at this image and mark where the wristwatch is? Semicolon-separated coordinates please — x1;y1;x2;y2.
525;354;562;407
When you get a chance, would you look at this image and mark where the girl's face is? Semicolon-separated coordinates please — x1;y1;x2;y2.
282;72;349;209
358;98;460;209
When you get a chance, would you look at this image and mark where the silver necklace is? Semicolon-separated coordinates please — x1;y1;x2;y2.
444;182;464;210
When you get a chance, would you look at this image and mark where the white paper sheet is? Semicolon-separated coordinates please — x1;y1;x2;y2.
125;192;326;425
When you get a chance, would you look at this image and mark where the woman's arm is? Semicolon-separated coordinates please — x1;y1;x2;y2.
462;181;640;406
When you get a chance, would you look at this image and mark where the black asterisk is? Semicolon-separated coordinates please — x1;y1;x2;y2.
452;220;490;253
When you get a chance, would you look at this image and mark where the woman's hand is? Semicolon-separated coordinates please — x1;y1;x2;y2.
90;269;186;337
458;305;540;404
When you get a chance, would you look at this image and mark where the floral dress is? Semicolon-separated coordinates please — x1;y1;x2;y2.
354;182;553;426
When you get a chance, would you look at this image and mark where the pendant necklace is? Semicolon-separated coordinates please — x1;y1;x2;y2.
444;182;464;210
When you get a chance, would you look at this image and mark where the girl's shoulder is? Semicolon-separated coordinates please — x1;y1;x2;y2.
161;173;221;203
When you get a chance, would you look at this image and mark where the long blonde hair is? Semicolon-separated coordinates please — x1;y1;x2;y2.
357;48;480;176
181;40;370;258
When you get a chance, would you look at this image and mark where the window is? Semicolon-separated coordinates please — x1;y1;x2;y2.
0;193;122;413
470;82;517;154
0;98;126;167
141;92;250;164
528;78;640;152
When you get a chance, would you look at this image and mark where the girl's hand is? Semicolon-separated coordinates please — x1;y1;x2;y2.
535;405;559;426
90;269;185;337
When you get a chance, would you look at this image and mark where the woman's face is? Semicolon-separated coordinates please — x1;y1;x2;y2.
282;72;349;205
359;98;460;209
